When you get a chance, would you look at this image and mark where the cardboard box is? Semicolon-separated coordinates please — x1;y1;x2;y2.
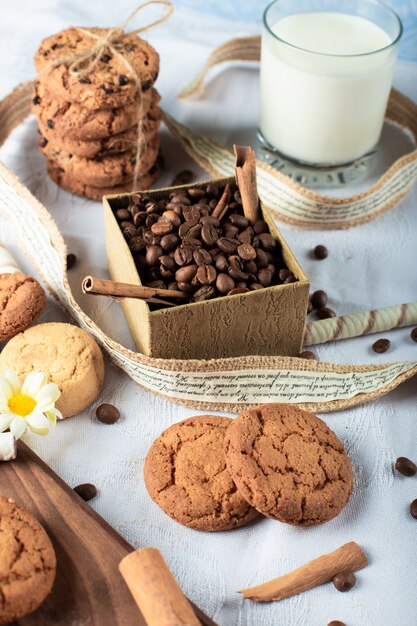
103;179;310;360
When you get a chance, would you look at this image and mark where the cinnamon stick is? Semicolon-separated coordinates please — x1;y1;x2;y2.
82;276;189;306
233;145;260;224
119;547;202;626
239;541;368;602
211;182;231;220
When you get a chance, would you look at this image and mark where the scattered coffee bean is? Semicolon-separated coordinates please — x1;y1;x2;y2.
313;244;328;259
299;351;317;360
171;170;194;187
74;483;97;501
333;571;356;592
96;403;120;424
395;456;417;477
66;253;77;270
372;338;390;354
317;307;336;319
411;327;417;342
328;622;346;626
311;290;328;309
410;499;417;519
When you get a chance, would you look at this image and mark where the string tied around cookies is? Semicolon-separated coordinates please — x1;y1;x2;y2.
45;0;174;188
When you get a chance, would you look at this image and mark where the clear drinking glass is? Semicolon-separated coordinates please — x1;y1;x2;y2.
258;0;403;187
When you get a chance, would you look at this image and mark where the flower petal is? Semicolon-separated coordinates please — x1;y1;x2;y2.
45;408;62;426
22;372;47;398
0;413;13;432
4;370;20;395
0;377;13;401
26;412;50;436
35;383;61;405
9;415;27;439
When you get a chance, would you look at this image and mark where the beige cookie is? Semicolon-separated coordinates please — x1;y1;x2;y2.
35;27;159;110
0;496;56;625
47;156;162;200
0;323;105;418
0;273;46;342
224;404;353;526
41;134;160;188
32;81;160;140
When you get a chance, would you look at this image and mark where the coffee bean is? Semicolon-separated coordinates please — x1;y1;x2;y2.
74;483;96;501
200;215;220;227
66;253;77;270
314;244;328;259
237;243;256;261
160;255;176;271
257;268;273;287
206;182;219;198
146;245;163;266
179;220;201;239
395;456;417;477
177;281;194;293
410;499;417;519
327;622;346;626
182;236;201;249
218;238;238;254
317;307;336;319
230;214;249;229
245;260;258;274
175;264;198;283
228;286;249;295
257;233;276;251
299;351;317;360
128;236;145;252
143;230;159;246
238;229;252;244
146;280;165;290
223;224;239;238
96;403;120;424
311;290;328;309
145;214;159;228
193;285;215;301
151;221;173;236
411;327;417;342
183;206;202;221
215;255;228;272
250;283;264;290
193;249;212;266
216;273;235;294
115;208;131;221
201;223;219;246
174;246;193;266
171;170;194;187
161;210;181;228
372;338;390;354
133;211;147;227
256;248;269;268
171;195;191;206
188;187;206;199
196;264;217;285
254;219;269;234
122;224;138;240
332;572;356;592
160;234;179;252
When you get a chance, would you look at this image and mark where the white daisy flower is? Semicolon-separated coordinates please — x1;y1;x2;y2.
0;369;62;439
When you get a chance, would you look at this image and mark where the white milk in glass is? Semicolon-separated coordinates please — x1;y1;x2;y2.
260;12;397;165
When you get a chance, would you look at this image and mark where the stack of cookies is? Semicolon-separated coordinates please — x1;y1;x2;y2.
32;27;162;200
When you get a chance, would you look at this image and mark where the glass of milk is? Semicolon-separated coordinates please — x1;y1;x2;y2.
259;0;402;186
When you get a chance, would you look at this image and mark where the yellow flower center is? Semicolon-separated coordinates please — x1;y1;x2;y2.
8;394;36;417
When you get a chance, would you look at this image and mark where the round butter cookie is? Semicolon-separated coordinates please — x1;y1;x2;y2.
0;496;56;625
41;134;160;188
47;158;162;200
0;323;105;418
224;404;353;526
35;28;159;110
0;273;46;342
144;415;259;531
32;81;160;140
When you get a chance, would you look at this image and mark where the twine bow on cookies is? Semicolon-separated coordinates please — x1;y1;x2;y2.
45;0;174;187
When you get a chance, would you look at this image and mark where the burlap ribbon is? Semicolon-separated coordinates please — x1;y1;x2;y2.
41;1;173;187
0;82;416;414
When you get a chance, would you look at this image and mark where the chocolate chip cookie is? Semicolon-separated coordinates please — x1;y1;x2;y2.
35;27;159;109
0;496;56;625
224;404;353;526
144;415;259;531
32;81;160;140
41;134;160;187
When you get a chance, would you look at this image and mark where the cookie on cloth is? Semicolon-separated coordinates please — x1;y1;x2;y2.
0;496;56;625
35;27;159;110
144;415;259;531
38;115;161;159
32;81;160;141
224;404;353;526
41;134;160;188
47;157;162;200
0;273;46;342
0;323;105;418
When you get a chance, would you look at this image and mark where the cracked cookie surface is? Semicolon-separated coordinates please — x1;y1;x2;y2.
34;28;159;110
144;415;259;531
0;323;105;418
0;496;56;625
0;273;46;342
224;404;353;526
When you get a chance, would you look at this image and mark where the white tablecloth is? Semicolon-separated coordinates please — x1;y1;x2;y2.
0;3;417;625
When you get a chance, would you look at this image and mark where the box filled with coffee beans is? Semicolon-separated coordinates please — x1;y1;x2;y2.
103;177;309;360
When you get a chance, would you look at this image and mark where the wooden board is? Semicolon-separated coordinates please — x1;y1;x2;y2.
0;441;218;626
